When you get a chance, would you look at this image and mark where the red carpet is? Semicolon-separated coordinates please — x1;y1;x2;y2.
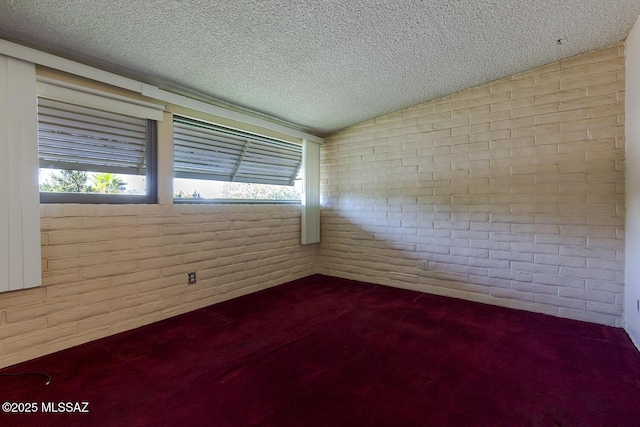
1;274;639;426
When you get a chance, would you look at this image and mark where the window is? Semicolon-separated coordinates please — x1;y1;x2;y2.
173;116;302;202
38;97;158;203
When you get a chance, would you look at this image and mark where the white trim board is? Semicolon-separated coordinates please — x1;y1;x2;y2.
142;85;324;144
0;38;324;144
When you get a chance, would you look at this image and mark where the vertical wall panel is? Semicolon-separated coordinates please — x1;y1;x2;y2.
0;55;41;292
0;57;8;292
302;140;320;244
626;16;640;349
157;111;175;205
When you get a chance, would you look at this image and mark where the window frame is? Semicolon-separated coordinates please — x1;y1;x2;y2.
172;115;303;204
39;118;158;204
172;197;300;205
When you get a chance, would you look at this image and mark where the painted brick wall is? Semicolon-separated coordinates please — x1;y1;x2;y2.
0;204;316;368
318;43;626;327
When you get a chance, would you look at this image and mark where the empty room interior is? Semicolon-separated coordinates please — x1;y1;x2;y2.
2;1;640;425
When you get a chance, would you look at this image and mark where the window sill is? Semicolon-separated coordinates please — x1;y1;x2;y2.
172;198;301;205
40;192;157;204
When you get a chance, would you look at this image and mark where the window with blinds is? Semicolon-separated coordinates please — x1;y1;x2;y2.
37;97;157;203
173;116;302;201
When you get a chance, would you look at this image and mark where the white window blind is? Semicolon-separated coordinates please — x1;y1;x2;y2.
173;116;302;186
38;98;150;175
37;78;165;121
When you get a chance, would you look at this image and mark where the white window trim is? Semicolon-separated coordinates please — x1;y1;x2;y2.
142;85;323;144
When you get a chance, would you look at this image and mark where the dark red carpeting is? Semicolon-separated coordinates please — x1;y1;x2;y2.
1;274;640;426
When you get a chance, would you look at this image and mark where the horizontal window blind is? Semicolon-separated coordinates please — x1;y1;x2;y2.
38;98;149;175
174;116;302;186
37;79;165;121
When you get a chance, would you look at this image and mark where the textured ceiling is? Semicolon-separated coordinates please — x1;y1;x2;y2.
0;1;639;136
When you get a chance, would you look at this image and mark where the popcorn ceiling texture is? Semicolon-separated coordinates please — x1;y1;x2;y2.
0;1;638;135
319;43;626;327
